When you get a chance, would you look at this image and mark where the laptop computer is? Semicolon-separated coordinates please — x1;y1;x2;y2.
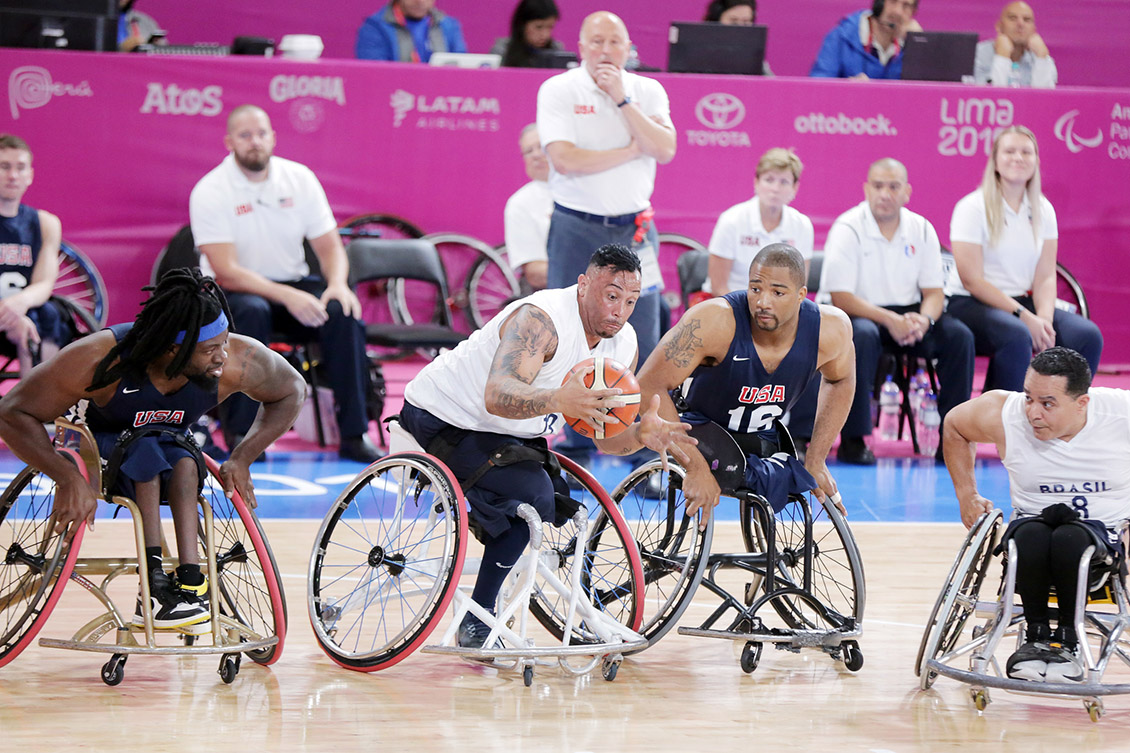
900;31;979;82
530;49;579;69
428;52;501;69
667;22;767;76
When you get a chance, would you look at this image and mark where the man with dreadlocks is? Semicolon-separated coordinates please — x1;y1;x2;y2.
0;269;305;631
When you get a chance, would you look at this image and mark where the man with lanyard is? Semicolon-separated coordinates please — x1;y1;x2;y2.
0;269;305;632
400;244;695;648
635;244;856;523
356;0;467;62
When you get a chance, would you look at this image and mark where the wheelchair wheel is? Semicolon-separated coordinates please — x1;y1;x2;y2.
341;214;427;326
526;454;644;644
0;459;86;668
610;459;712;649
462;244;522;331
915;510;1003;689
1055;262;1089;319
307;453;467;671
743;493;866;633
56;241;108;328
200;456;287;665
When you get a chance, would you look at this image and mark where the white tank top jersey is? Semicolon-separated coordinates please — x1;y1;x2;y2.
404;286;637;438
1001;388;1130;527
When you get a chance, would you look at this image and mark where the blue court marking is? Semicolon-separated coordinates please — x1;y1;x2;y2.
0;450;1013;524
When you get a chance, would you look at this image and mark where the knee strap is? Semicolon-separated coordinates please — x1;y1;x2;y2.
102;426;207;498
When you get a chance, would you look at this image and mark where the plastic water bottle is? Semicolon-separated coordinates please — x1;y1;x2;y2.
909;368;928;416
1007;61;1021;88
918;391;941;457
878;375;901;441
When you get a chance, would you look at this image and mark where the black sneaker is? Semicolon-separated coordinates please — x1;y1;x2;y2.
836;436;876;465
1044;630;1084;683
1006;622;1052;681
133;570;211;634
457;612;497;650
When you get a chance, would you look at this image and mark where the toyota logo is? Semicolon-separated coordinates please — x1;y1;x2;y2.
695;93;745;130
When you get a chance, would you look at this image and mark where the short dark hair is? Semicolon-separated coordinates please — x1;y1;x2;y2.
1029;347;1092;398
704;0;756;22
751;243;805;288
503;0;560;67
587;243;642;276
0;134;31;159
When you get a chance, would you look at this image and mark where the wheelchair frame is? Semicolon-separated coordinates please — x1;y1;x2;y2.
0;419;287;685
917;510;1130;721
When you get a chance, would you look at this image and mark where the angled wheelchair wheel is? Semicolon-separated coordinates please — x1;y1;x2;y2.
527;454;644;644
341;214;427;326
0;455;87;668
56;241;108;328
308;453;467;671
916;510;1003;689
1055;262;1089;319
744;494;866;633
610;459;712;649
199;456;287;665
460;243;522;331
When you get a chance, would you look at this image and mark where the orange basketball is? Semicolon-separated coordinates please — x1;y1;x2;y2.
560;357;641;439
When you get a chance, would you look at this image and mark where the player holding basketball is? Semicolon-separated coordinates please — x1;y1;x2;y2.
400;243;695;648
635;243;856;521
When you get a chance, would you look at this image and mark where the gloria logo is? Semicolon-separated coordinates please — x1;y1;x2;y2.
8;66;92;120
140;83;223;116
389;89;501;132
1054;110;1102;154
694;93;745;130
269;75;346;105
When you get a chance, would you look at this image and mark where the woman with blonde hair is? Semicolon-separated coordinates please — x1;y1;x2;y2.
946;125;1101;391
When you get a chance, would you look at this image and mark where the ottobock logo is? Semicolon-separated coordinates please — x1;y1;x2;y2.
389;89;501;131
687;93;750;148
794;112;896;136
8;66;92;120
269;75;346;105
1054;110;1102;153
140;83;223;116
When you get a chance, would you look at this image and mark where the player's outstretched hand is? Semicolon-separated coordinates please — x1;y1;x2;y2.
636;394;696;470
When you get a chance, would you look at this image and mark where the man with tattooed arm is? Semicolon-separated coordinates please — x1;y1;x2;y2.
399;244;696;648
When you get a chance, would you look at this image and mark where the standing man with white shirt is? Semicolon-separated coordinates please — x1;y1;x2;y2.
189;104;381;463
503;124;553;293
973;2;1057;89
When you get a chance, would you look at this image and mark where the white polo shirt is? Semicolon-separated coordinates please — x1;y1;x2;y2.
947;189;1057;298
820;201;943;307
706;197;814;294
189;154;338;281
503;179;553;270
536;65;673;217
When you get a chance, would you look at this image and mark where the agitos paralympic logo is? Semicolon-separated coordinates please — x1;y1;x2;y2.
7;66;92;120
1054;109;1102;154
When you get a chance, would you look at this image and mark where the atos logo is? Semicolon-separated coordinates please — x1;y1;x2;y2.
1054;110;1103;154
694;93;745;130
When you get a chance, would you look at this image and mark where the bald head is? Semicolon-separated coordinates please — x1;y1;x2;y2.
226;104;269;134
997;1;1037;46
579;11;631;75
224;105;275;174
864;158;911;224
867;157;908;183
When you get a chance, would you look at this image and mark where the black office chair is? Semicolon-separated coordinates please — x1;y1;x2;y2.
676;248;710;311
346;238;468;358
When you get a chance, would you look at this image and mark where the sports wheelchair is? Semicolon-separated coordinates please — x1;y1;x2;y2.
611;420;866;673
307;421;647;685
917;510;1130;721
0;419;287;685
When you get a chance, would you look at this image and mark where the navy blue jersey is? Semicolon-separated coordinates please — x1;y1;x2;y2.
84;323;218;434
681;293;820;436
0;204;41;297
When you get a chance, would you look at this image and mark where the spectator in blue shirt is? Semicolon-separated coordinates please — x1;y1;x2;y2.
356;0;467;62
810;0;922;80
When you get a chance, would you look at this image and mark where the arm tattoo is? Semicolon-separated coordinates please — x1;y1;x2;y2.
486;306;560;418
662;318;704;369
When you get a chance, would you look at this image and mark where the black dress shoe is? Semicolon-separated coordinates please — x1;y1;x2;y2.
339;434;384;463
836;437;876;465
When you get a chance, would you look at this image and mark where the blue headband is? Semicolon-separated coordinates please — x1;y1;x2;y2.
174;311;228;345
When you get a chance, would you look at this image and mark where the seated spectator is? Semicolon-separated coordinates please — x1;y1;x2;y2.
974;2;1057;88
118;0;165;52
0;134;67;375
810;0;922;80
706;147;812;295
813;158;974;464
504;124;552;292
947;126;1101;393
356;0;466;62
492;0;562;68
703;0;773;74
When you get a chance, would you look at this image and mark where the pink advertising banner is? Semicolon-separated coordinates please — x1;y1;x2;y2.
2;50;1128;361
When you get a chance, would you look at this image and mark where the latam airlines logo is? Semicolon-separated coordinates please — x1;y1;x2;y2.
8;66;92;120
687;93;750;148
389;89;501;132
1054;109;1102;153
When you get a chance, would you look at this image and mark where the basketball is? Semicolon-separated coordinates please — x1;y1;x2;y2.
560;357;641;439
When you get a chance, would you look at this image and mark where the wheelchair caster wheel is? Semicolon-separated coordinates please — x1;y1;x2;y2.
522;665;534;687
182;634;196;646
1085;699;1103;722
601;658;619;682
219;654;241;684
842;641;864;672
972;689;989;712
740;642;762;674
101;654;126;686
